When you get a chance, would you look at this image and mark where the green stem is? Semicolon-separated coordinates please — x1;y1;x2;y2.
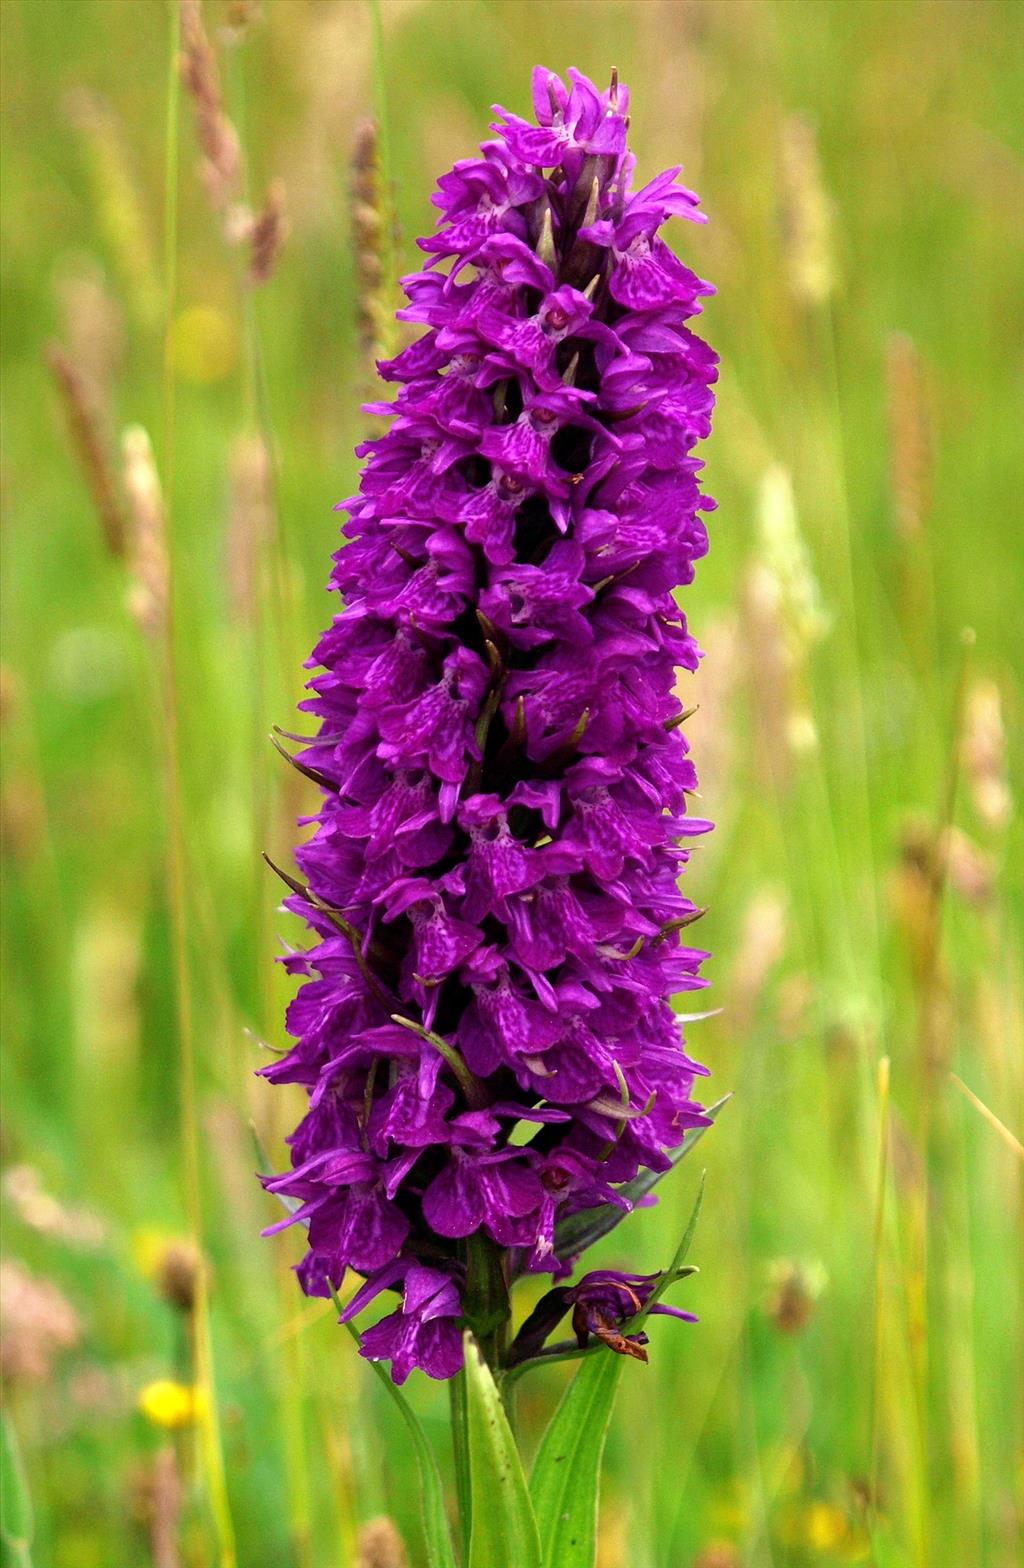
449;1369;472;1564
463;1233;511;1357
454;1230;514;1538
503;1341;603;1388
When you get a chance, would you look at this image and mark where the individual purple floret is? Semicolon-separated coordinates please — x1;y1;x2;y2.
338;1262;464;1385
262;64;717;1384
566;1268;697;1362
505;1265;697;1367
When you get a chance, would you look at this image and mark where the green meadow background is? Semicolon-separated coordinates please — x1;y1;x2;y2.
2;1;1022;1564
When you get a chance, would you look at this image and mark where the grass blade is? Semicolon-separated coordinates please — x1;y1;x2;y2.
950;1072;1024;1162
1;1412;33;1568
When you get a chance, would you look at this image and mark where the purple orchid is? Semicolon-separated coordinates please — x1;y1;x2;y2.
263;64;716;1384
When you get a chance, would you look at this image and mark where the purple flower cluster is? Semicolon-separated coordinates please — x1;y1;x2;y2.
262;66;717;1384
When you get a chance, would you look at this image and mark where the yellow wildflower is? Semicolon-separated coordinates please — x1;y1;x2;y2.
138;1379;207;1430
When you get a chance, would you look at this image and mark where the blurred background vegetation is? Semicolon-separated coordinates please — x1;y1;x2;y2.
1;1;1022;1565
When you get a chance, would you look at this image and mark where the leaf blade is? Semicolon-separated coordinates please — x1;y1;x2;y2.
638;1171;706;1327
553;1093;730;1259
529;1351;624;1568
528;1172;707;1567
464;1332;541;1568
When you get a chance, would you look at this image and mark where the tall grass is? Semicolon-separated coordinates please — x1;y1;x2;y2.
2;2;1021;1565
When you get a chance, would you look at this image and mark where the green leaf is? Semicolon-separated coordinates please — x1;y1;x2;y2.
637;1171;706;1328
329;1289;456;1568
529;1351;623;1568
528;1174;707;1568
464;1332;541;1568
553;1092;730;1259
1;1411;33;1568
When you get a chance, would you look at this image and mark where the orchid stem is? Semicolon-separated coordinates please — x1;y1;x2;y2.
449;1368;472;1563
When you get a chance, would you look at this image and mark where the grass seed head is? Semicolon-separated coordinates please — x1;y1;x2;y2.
355;1516;409;1568
64;89;161;325
46;341;126;557
778;114;837;307
227;432;273;623
129;1447;182;1568
885;332;932;542
350;117;398;395
220;0;263;46
121;425;169;641
248;179;287;286
963;679;1012;832
179;0;242;212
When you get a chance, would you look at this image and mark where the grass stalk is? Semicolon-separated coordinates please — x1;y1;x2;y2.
868;1052;891;1514
162;5;235;1561
816;303;883;983
220;32;313;1563
904;626;975;1560
950;1074;1024;1162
